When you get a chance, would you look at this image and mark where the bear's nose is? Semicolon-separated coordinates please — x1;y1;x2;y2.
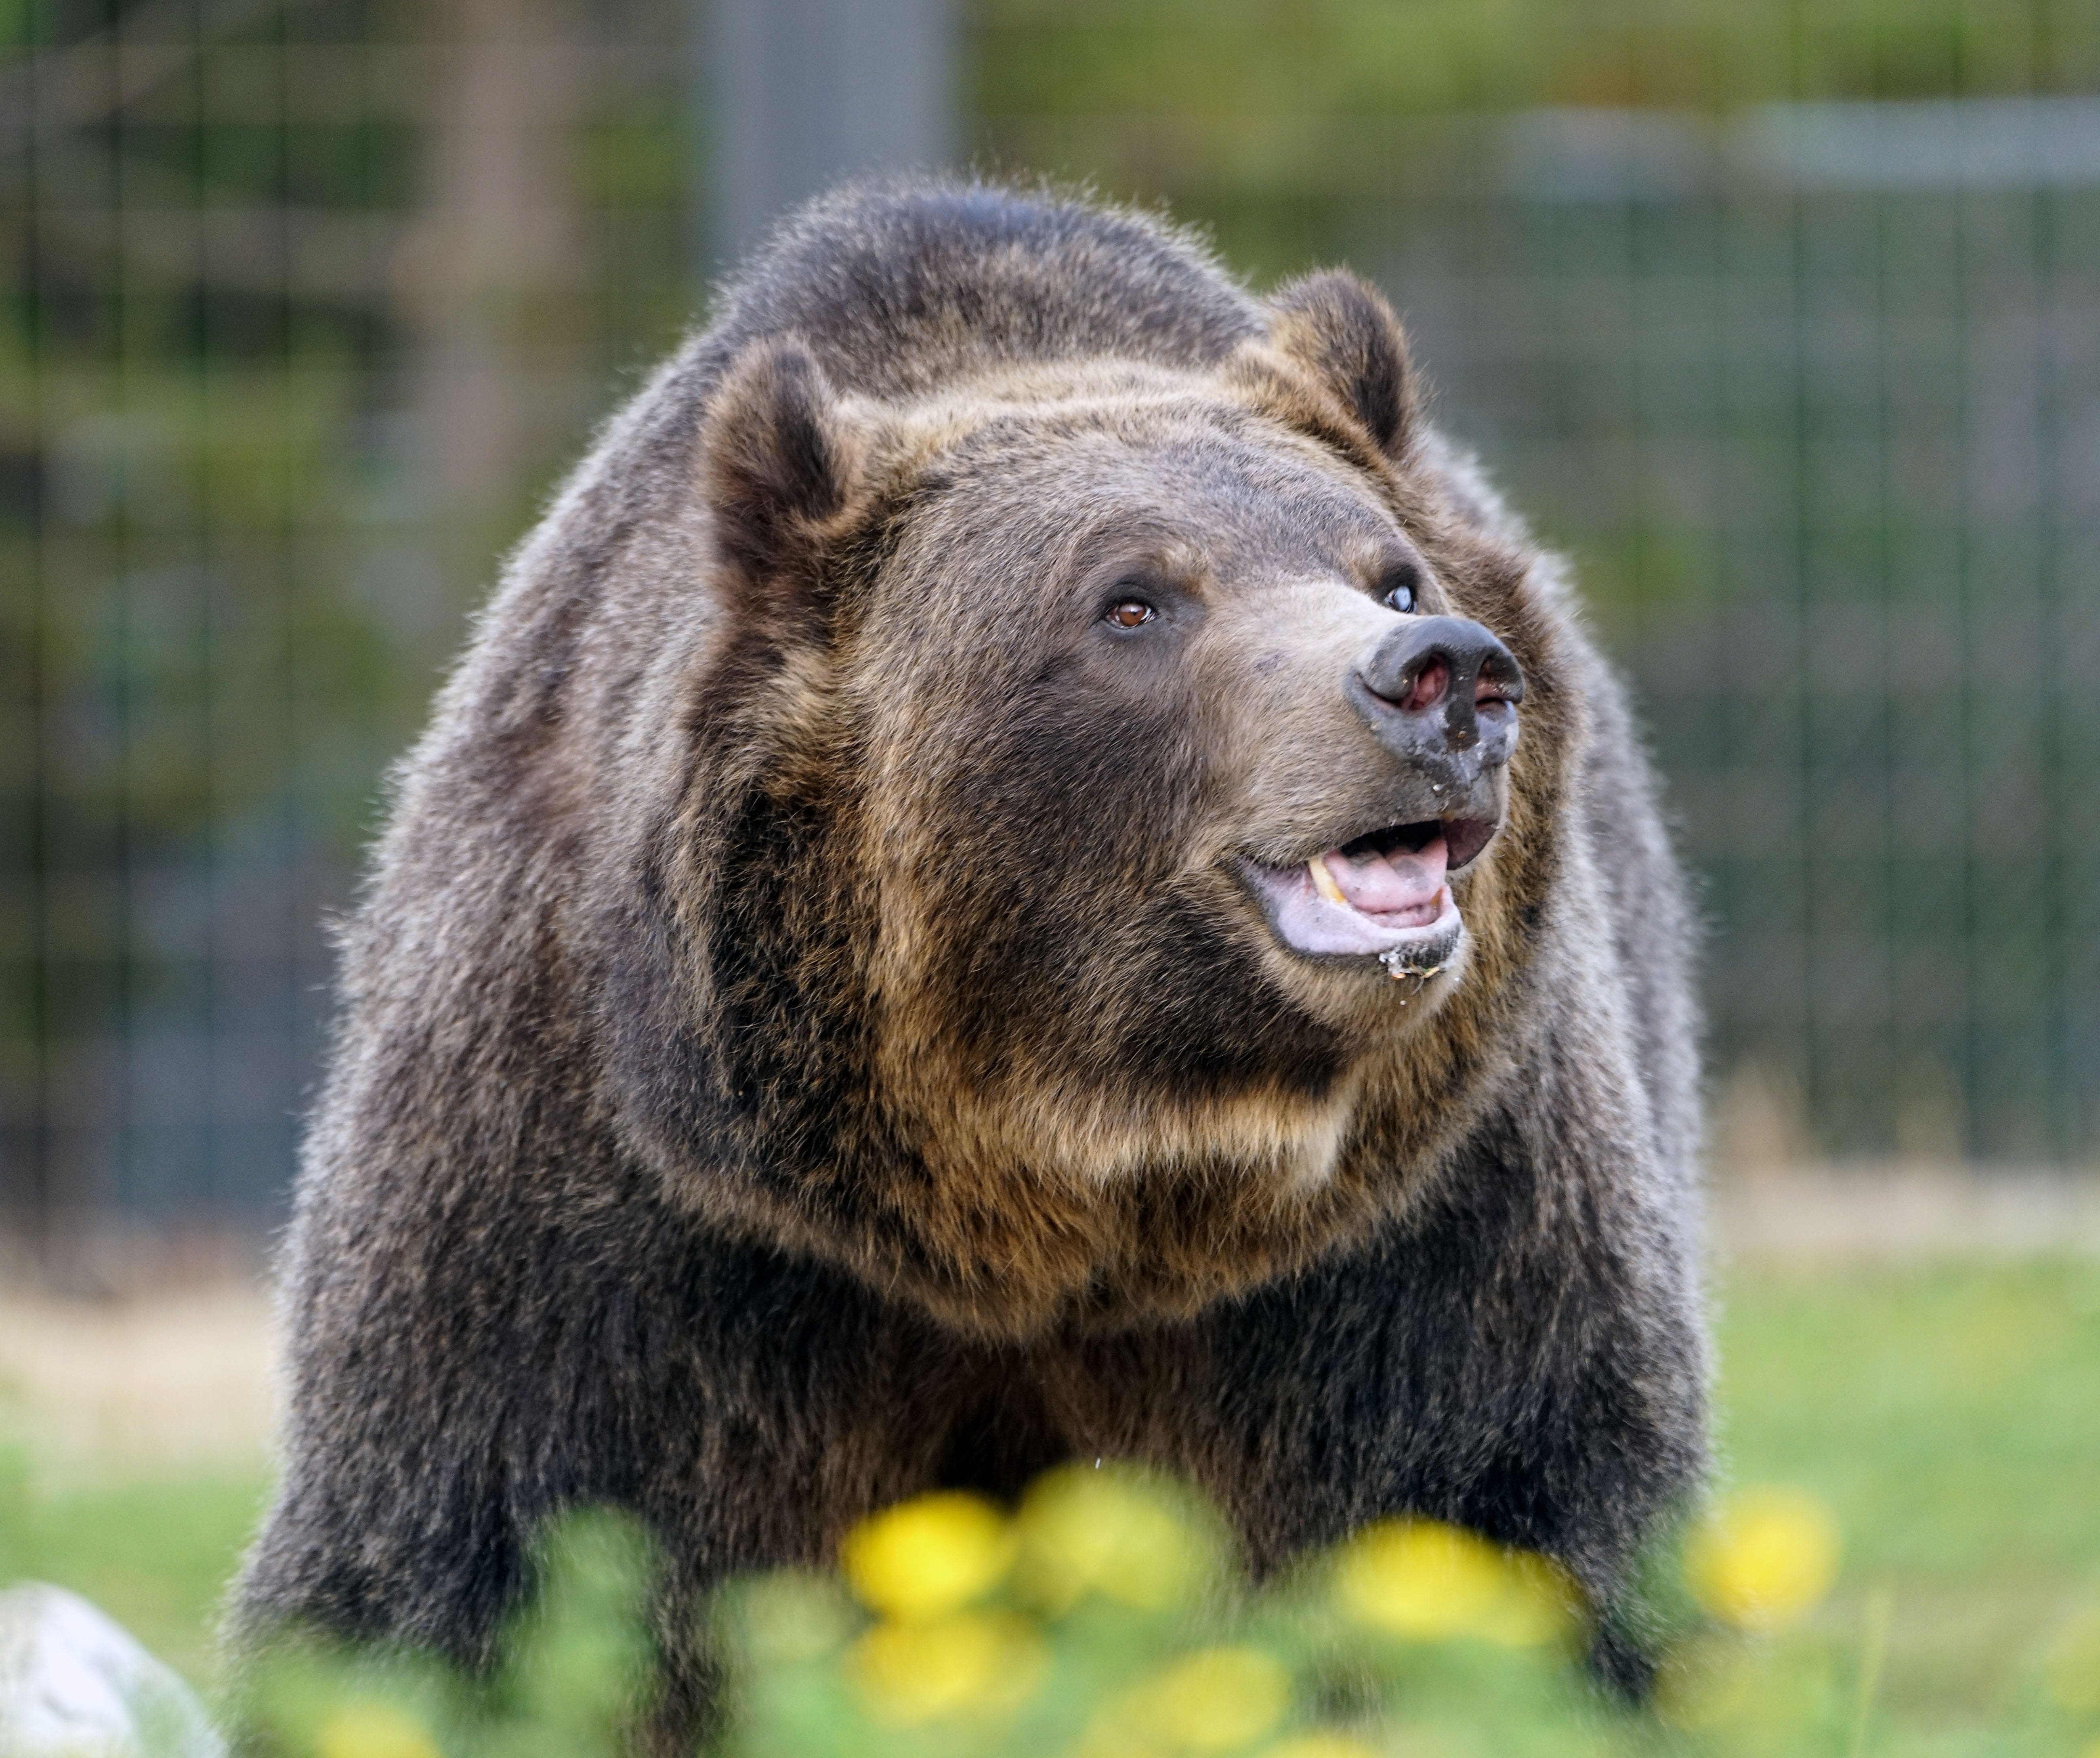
1353;614;1524;763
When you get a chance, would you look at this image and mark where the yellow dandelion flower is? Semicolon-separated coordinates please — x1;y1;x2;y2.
1259;1733;1382;1758
1494;1548;1582;1647
2045;1604;2100;1714
1684;1487;1841;1632
841;1490;1016;1622
315;1702;441;1758
1015;1464;1209;1613
1138;1646;1292;1751
848;1608;1048;1724
1333;1518;1569;1647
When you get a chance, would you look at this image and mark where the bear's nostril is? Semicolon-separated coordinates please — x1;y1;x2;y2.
1474;653;1523;707
1399;657;1448;714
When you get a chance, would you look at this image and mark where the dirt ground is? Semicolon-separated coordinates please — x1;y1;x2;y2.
1708;1162;2100;1262
0;1280;279;1481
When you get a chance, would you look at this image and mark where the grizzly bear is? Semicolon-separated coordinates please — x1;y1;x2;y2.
235;179;1707;1737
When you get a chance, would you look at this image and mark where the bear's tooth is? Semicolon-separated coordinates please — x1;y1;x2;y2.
1309;855;1348;907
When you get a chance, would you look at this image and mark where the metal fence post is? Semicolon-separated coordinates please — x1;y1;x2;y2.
699;0;956;270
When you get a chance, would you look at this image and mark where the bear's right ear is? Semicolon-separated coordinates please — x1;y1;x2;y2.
702;336;867;604
1260;270;1418;462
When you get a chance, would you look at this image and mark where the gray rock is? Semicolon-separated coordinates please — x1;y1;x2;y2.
0;1585;223;1758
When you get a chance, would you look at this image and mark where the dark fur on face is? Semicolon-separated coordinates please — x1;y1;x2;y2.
598;280;1578;1337
235;180;1707;1745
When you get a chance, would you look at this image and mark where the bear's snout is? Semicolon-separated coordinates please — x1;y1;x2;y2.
1350;614;1522;778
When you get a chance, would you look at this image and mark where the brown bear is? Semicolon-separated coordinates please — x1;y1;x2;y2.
235;178;1707;1739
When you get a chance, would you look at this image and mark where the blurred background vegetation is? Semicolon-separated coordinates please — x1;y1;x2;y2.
2;0;2098;1243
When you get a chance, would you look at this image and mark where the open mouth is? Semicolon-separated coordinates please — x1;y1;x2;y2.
1239;817;1496;966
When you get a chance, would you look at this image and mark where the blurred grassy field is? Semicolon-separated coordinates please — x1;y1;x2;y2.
1712;1259;2100;1752
3;1256;2097;1747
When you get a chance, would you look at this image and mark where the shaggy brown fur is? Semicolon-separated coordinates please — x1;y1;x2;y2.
235;179;1706;1741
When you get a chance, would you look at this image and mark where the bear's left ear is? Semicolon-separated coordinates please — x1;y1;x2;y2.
1261;270;1417;461
702;334;869;601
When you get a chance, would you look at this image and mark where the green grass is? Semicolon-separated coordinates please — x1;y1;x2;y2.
1713;1258;2100;1753
0;1458;269;1687
3;1258;2097;1745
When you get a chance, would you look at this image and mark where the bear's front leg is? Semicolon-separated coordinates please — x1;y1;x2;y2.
236;1206;983;1751
1094;1099;1707;1694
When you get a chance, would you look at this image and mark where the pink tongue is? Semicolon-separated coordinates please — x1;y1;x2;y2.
1327;836;1448;917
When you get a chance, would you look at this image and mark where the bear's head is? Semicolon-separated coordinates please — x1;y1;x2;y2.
602;271;1576;1338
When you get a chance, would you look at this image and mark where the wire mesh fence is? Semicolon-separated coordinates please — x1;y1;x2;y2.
1;0;695;1235
1350;108;2100;1165
4;3;2097;1241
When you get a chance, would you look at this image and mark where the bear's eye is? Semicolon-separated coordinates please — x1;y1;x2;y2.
1379;564;1421;614
1105;599;1157;630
